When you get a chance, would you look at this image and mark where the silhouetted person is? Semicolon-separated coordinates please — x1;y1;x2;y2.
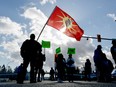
54;54;58;80
18;34;42;84
16;63;23;83
102;53;114;82
106;59;114;82
35;53;46;82
76;67;80;74
110;40;116;65
66;54;75;82
93;45;103;82
84;59;91;81
50;67;55;81
56;53;66;83
41;69;45;81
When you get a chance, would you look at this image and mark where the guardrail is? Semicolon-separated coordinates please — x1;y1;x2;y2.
0;73;17;80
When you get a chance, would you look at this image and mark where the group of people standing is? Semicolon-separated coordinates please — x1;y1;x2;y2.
17;33;116;83
17;34;45;84
17;33;76;84
84;40;116;82
93;40;116;82
55;54;75;83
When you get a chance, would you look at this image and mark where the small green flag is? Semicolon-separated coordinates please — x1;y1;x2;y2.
56;47;61;54
67;48;76;54
42;40;51;48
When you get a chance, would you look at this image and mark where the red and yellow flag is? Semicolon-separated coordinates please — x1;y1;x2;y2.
47;6;84;41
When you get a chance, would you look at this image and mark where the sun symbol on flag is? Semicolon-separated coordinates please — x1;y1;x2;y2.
56;12;78;34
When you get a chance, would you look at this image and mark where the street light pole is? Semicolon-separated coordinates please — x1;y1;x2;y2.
82;36;114;41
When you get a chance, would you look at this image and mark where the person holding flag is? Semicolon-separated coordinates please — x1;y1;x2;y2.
34;52;46;82
18;34;42;84
66;54;75;82
56;53;66;83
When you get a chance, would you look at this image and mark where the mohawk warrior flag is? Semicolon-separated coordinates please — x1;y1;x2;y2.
47;6;84;41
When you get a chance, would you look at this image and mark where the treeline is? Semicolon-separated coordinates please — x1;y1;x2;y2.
0;64;21;74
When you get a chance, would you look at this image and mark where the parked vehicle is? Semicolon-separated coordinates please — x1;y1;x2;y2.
111;68;116;80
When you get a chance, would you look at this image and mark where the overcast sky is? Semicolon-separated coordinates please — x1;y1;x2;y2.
0;0;116;72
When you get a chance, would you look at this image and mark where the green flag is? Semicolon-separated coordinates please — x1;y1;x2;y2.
42;40;51;48
67;48;76;54
56;47;61;54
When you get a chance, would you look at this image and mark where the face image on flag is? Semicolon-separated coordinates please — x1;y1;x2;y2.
47;6;84;41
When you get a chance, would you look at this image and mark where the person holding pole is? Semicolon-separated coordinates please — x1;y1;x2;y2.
66;54;75;82
34;53;46;82
17;34;42;84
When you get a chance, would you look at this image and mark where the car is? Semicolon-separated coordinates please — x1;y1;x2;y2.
111;68;116;80
90;73;97;81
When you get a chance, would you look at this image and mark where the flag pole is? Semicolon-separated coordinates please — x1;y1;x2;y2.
37;6;57;41
44;48;45;54
37;20;47;41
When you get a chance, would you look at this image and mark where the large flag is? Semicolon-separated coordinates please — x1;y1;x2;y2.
42;40;51;48
47;6;84;41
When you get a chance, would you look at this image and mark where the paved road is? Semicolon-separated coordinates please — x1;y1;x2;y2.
0;81;116;87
